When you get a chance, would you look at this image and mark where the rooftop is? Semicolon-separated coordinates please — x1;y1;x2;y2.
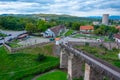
80;26;94;30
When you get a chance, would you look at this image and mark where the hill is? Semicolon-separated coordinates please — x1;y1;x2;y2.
88;15;120;20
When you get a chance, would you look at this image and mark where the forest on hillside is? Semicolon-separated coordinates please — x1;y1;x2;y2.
0;14;119;35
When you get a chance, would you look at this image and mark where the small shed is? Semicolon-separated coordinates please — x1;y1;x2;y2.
55;38;60;45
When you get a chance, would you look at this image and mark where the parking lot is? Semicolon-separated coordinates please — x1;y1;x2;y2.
18;36;49;46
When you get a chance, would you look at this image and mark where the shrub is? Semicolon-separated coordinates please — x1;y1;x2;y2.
85;42;89;46
112;47;118;51
36;54;46;62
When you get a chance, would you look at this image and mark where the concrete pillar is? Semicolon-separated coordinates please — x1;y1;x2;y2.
90;67;104;80
60;48;68;69
84;63;104;80
84;63;91;80
68;53;83;80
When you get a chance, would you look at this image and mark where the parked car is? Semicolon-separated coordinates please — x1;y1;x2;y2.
8;34;12;36
0;37;4;40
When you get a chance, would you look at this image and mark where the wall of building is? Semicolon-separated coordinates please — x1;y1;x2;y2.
102;14;109;25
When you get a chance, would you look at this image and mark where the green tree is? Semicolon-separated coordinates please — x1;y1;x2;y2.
71;22;80;30
93;25;119;36
37;20;48;32
25;23;36;33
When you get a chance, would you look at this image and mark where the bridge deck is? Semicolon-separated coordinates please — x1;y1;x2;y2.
61;44;120;80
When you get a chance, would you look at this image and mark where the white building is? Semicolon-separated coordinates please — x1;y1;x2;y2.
93;21;100;25
114;34;120;43
43;25;66;38
43;29;55;38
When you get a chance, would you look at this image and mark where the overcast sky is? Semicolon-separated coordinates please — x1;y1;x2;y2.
0;0;120;16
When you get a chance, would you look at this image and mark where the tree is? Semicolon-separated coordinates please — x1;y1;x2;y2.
71;22;81;30
37;20;48;32
25;23;36;33
93;25;119;36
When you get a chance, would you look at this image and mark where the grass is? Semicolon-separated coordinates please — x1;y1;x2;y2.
7;39;21;48
0;32;7;37
65;29;74;36
17;43;54;56
73;34;112;42
0;45;59;80
76;45;120;68
36;70;67;80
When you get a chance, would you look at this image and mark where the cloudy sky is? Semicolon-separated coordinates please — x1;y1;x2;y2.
0;0;120;16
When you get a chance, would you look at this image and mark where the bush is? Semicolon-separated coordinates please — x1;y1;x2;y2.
85;42;89;46
36;54;46;62
112;47;118;51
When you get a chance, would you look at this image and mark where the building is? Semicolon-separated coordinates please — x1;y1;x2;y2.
38;17;50;22
43;25;66;38
102;14;109;25
17;34;28;40
114;34;120;43
80;26;94;33
93;21;100;25
116;26;120;31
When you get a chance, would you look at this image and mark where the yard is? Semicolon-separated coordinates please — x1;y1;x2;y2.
75;45;120;68
0;44;59;80
65;29;74;36
7;39;21;48
73;33;113;42
0;32;7;37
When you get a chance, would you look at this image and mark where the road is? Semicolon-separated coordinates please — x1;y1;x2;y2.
0;29;26;44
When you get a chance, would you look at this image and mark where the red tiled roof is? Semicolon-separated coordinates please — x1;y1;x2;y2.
116;26;120;30
80;26;94;30
114;34;120;39
55;38;60;41
18;34;28;39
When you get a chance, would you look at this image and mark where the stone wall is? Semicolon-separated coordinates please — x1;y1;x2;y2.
3;42;50;53
69;42;120;50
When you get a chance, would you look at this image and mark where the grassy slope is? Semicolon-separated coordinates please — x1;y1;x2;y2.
17;43;54;56
65;29;74;36
76;45;120;68
8;39;21;48
0;43;59;80
36;70;67;80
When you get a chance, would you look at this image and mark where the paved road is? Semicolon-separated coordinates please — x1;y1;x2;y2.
0;29;26;44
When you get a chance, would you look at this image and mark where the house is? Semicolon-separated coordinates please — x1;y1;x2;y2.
43;25;66;38
80;26;94;33
93;21;100;25
114;34;120;43
116;26;120;31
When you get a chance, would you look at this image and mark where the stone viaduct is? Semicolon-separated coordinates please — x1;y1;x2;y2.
59;43;120;80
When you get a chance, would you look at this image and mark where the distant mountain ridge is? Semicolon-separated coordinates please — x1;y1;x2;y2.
88;15;120;20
